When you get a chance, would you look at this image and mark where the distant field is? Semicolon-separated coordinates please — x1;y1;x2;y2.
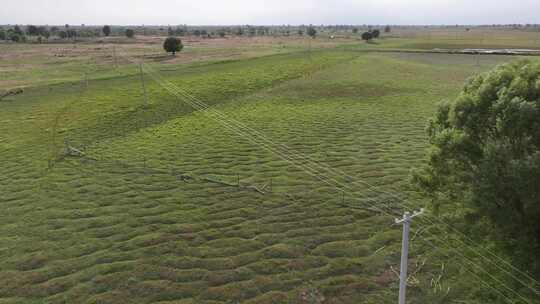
2;27;540;90
1;30;539;303
0;36;351;89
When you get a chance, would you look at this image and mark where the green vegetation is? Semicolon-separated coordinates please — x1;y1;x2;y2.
125;29;135;38
362;31;373;42
103;25;111;37
1;30;540;303
307;26;317;38
413;60;540;276
164;37;184;55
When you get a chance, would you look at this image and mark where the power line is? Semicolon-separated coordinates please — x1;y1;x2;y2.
176;72;540;294
417;235;531;304
117;49;539;300
138;57;540;295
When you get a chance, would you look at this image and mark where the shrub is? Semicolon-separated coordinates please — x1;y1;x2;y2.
372;29;380;38
125;29;135;38
10;34;20;42
361;31;373;42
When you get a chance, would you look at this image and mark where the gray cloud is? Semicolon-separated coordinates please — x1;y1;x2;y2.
1;0;539;25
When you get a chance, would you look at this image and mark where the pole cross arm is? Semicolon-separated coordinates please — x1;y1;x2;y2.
394;208;425;224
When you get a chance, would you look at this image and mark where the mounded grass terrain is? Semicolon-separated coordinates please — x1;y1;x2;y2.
1;37;539;303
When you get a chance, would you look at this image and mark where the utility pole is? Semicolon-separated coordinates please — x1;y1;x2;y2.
139;62;149;107
113;45;118;68
395;209;424;304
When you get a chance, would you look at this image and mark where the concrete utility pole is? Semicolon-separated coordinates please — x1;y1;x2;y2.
395;209;424;304
113;45;118;68
139;62;149;107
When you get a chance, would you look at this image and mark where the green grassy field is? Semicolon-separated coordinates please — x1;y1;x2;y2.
1;35;539;303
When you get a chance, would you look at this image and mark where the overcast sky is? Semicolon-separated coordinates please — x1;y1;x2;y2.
2;0;539;26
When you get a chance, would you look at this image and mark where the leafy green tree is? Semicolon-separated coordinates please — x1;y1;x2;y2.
0;28;6;40
37;26;48;37
352;28;359;34
58;31;68;39
9;33;24;42
384;25;391;33
372;29;380;38
67;29;77;38
37;27;50;40
163;37;183;55
103;25;111;37
125;29;135;38
307;26;317;38
175;27;185;36
7;26;25;42
298;29;304;36
26;25;39;36
361;31;372;42
248;27;256;36
413;60;540;276
13;25;23;36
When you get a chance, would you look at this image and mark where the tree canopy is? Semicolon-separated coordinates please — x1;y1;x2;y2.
163;37;183;55
26;25;39;36
307;26;317;38
361;31;373;42
103;25;111;37
413;60;540;276
13;25;23;36
125;29;135;38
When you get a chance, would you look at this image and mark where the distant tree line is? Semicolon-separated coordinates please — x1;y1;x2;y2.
5;23;538;44
0;24;144;43
0;24;396;44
